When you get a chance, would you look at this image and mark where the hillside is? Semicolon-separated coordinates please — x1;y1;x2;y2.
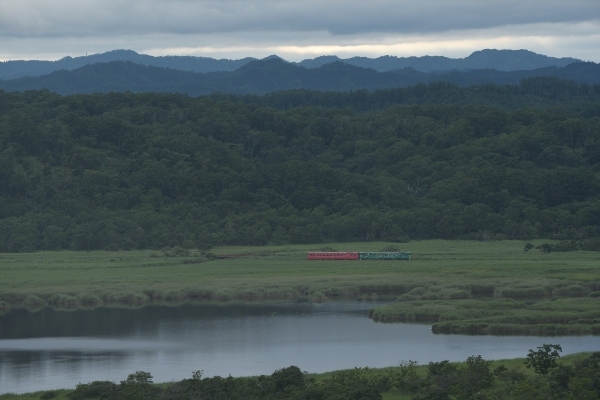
0;49;582;80
0;59;598;96
0;50;256;80
0;86;599;251
298;49;581;72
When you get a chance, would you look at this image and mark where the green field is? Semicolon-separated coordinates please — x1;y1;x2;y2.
1;240;600;334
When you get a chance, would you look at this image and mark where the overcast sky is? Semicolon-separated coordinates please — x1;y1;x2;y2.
0;0;598;62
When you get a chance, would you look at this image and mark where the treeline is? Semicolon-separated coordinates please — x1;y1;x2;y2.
45;350;600;400
1;84;600;252
228;77;600;112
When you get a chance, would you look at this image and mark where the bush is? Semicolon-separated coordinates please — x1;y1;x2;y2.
271;366;304;392
76;293;101;305
161;246;190;257
448;290;471;300
24;295;46;307
553;285;591;297
582;238;600;251
48;294;79;308
39;391;57;400
497;287;549;299
537;243;552;254
68;381;117;400
524;243;535;252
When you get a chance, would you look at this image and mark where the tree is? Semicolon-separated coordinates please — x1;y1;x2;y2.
525;344;562;375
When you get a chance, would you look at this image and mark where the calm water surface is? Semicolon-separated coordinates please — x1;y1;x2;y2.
0;301;598;393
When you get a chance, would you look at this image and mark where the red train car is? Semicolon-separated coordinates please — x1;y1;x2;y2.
307;252;359;260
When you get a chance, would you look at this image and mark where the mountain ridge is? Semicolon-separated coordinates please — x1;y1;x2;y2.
0;58;597;96
0;49;582;80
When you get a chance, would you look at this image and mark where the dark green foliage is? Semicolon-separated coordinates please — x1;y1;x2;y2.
417;358;492;400
26;352;600;400
526;344;563;375
1;88;600;252
538;244;553;254
271;366;305;392
39;391;57;400
68;381;118;400
66;366;382;400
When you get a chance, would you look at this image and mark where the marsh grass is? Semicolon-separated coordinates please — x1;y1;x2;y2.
1;240;600;334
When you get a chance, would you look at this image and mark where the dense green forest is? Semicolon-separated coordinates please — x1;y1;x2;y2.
1;79;600;252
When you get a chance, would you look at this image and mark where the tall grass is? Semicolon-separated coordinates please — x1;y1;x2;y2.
1;240;600;334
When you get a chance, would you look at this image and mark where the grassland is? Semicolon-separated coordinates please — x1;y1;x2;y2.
1;240;599;334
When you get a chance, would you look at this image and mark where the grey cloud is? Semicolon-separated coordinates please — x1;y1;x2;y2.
0;0;598;37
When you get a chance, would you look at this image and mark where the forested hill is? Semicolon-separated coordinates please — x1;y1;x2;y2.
0;50;256;80
234;77;600;112
1;85;599;252
297;49;581;72
0;49;580;80
0;59;599;96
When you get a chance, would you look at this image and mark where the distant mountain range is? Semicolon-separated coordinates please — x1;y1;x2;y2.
296;49;581;72
0;49;582;80
0;58;598;96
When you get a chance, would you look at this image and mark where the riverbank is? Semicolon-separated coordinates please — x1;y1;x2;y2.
0;352;596;400
1;240;599;334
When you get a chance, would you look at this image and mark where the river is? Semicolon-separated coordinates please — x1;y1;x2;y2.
0;301;598;394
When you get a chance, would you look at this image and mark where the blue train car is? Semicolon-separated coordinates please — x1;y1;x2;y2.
359;251;411;260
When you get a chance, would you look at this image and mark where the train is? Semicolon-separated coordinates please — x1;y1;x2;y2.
307;251;411;260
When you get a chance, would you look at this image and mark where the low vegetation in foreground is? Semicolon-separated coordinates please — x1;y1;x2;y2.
1;348;599;400
1;240;600;335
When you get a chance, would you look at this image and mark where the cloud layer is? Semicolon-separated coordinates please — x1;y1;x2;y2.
0;0;598;61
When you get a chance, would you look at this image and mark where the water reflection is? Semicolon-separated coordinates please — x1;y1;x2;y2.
0;301;597;394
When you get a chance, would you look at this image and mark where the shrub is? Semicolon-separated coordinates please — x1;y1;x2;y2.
582;238;600;251
448;290;471;300
76;293;101;305
24;295;46;307
524;243;535;252
525;344;562;375
497;287;548;299
68;381;117;400
553;285;591;297
271;366;304;392
469;284;496;296
48;294;79;308
161;246;190;257
39;391;57;400
407;287;427;296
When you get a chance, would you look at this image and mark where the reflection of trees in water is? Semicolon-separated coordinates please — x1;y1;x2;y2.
0;302;374;340
0;350;129;385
